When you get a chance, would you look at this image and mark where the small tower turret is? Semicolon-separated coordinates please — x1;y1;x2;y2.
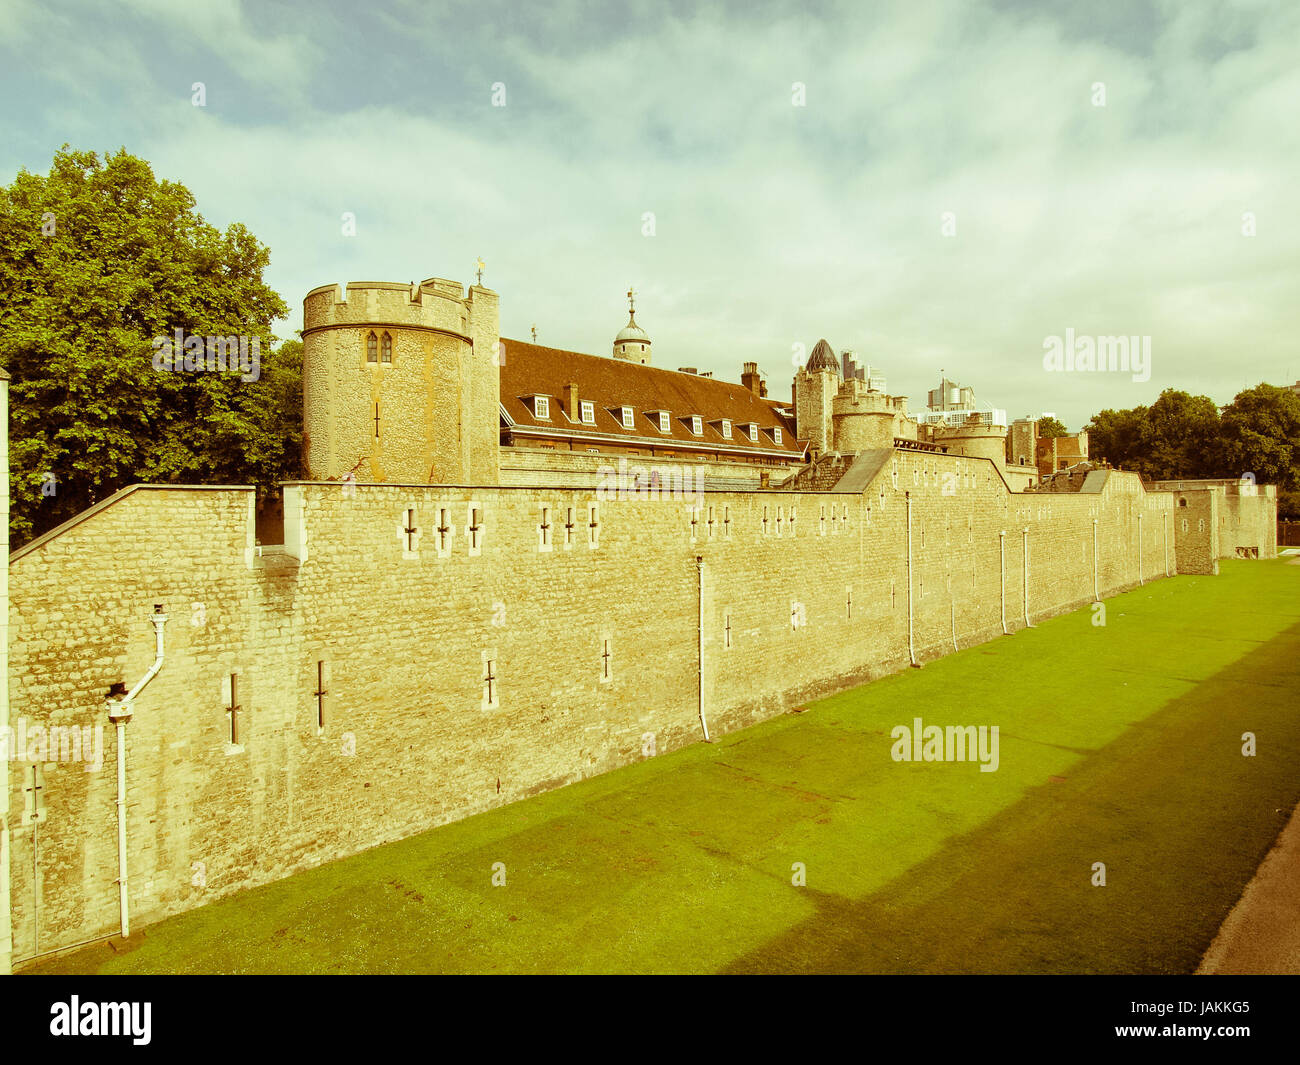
613;287;652;364
794;338;840;457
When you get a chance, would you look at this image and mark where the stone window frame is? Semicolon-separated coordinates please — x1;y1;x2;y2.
599;633;613;684
365;330;378;364
466;501;485;557
21;763;46;826
222;672;246;755
381;330;393;364
313;658;332;736
481;649;500;711
397;505;421;560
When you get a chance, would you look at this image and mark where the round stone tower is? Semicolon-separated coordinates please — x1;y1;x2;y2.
832;380;908;452
301;277;500;485
933;414;1008;466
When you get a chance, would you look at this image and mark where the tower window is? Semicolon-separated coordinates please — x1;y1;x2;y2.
21;764;46;826
365;331;378;363
225;673;243;748
314;660;330;732
482;651;499;710
381;332;393;363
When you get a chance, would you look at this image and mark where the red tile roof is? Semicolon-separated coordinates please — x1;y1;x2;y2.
499;339;806;459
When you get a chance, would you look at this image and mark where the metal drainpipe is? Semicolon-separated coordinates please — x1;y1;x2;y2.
1022;526;1034;628
105;605;169;939
695;557;710;742
1092;518;1100;601
1138;511;1144;585
906;492;918;666
998;529;1008;634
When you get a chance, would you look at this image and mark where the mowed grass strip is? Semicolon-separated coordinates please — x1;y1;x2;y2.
31;560;1300;974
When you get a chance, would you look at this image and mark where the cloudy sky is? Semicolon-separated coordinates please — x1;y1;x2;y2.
2;0;1296;427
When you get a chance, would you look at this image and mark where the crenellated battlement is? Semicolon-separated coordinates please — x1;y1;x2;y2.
303;277;497;337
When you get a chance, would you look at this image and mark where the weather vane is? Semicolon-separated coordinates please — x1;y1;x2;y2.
476;257;485;285
531;324;537;342
627;286;635;315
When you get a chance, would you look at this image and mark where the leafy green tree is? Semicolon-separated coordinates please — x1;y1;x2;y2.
1036;416;1068;438
1086;406;1148;469
1219;384;1300;491
1;146;295;545
1141;389;1220;479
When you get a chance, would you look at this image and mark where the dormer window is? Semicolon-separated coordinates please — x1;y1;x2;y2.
581;400;595;424
773;427;783;444
620;406;634;429
746;423;758;443
657;411;670;433
721;419;732;439
534;396;550;420
691;416;703;436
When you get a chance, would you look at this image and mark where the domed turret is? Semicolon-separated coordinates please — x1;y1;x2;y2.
613;287;651;364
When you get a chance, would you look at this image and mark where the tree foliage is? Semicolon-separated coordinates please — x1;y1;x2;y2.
1036;416;1068;438
1086;385;1300;508
1;147;298;545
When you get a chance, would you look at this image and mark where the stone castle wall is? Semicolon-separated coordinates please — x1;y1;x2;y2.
1152;480;1277;560
5;454;1251;964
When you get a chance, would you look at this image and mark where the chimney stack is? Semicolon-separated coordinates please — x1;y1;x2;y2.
741;362;767;397
564;382;580;421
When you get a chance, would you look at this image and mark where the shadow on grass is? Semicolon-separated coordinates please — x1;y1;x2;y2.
721;619;1300;974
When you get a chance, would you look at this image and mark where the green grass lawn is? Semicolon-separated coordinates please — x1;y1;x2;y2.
32;559;1300;974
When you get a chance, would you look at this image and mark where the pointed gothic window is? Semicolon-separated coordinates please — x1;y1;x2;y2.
381;332;393;363
366;331;378;363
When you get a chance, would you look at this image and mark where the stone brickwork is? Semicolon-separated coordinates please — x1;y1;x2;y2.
1152;480;1277;560
3;452;1258;965
302;280;500;486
